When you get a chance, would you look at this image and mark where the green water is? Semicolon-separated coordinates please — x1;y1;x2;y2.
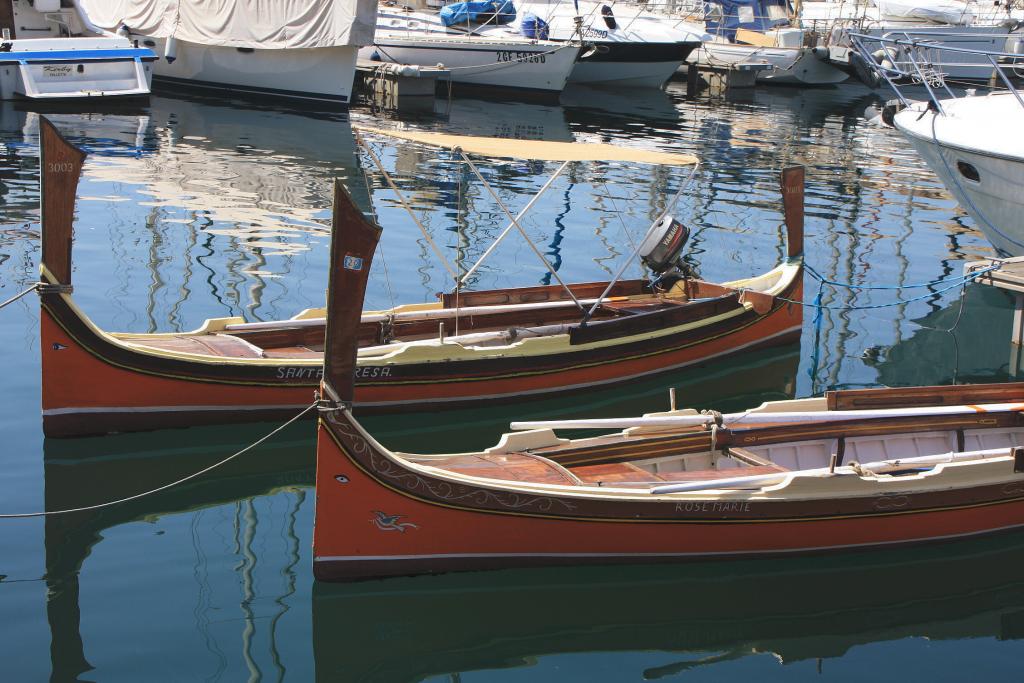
1;83;1021;681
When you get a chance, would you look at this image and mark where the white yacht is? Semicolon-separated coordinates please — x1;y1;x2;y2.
510;0;706;87
803;0;1024;80
364;2;581;95
72;0;376;106
895;91;1024;255
682;0;848;85
0;0;155;100
855;33;1024;254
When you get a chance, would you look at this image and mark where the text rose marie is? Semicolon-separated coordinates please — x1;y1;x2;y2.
675;501;753;513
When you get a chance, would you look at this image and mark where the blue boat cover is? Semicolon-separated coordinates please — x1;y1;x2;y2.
440;0;516;27
704;0;791;42
520;13;549;40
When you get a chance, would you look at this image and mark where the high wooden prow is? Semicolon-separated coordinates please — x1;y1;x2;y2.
39;117;86;286
780;165;804;259
322;180;382;406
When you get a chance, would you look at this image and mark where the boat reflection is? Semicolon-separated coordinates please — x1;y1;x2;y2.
314;531;1024;681
41;423;314;682
869;282;1018;386
39;345;798;679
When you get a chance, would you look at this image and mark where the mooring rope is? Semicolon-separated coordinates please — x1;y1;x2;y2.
0;401;318;519
0;284;40;311
778;261;1001;313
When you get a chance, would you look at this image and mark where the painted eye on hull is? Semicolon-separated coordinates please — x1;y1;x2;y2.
957;160;981;182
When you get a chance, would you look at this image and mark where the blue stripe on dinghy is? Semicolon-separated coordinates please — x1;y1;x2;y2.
0;48;156;63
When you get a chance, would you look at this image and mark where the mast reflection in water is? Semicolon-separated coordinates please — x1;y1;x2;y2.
1;80;1022;680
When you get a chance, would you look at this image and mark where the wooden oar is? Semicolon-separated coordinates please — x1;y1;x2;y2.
510;402;1024;431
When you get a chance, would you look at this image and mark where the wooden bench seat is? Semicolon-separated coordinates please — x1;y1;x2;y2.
419;452;582;486
572;462;786;486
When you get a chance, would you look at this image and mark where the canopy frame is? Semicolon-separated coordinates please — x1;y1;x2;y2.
355;126;700;320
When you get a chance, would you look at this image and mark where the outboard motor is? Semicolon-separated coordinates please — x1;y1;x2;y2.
639;215;691;291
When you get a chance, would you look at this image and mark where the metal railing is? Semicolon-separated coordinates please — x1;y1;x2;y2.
849;31;1024;114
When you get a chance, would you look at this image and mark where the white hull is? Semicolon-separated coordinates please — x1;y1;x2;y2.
895;95;1024;255
689;43;848;85
136;37;358;104
1;0;154;100
0;38;154;100
361;38;578;93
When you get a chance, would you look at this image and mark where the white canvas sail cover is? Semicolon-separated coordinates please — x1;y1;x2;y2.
871;0;975;25
75;0;377;48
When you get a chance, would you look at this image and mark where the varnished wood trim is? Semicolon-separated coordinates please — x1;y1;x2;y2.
39;117;86;285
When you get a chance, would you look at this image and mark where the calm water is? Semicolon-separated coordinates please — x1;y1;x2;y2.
0;81;1021;681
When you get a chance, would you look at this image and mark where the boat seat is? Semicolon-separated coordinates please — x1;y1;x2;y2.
260;346;322;359
572;462;786;486
655;465;785;482
120;333;264;359
421;452;582;486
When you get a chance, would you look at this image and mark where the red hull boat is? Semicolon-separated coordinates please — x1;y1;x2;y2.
36;120;803;436
312;164;1024;581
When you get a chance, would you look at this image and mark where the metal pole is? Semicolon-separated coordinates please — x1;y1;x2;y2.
459;151;585;312
458;160;570;288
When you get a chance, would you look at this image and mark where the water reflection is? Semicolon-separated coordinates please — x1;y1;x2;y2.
41;423;314;682
4;77;1024;682
38;347;797;680
314;533;1024;681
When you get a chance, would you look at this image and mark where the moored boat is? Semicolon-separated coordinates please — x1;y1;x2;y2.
36;120;803;437
510;0;706;88
312;177;1024;580
73;0;375;106
851;33;1024;255
363;2;581;95
681;0;849;85
0;0;156;100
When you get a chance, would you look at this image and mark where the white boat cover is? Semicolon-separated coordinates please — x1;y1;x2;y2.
74;0;377;48
871;0;975;25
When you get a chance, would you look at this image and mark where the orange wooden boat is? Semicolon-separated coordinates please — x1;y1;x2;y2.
313;174;1024;581
38;118;802;437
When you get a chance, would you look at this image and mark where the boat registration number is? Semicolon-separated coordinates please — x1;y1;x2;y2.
496;51;545;64
43;65;75;78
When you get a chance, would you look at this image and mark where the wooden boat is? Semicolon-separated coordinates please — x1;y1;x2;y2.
313;176;1024;581
37;119;803;437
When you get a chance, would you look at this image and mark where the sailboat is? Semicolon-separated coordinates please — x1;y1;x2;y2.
36;120;803;436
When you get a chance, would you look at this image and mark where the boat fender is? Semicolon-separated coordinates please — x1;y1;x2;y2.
165;35;177;64
881;99;906;127
601;5;617;30
849;50;881;88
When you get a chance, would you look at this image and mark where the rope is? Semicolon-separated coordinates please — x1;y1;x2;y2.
0;284;39;311
0;401;318;519
804;262;1002;291
780;262;1001;312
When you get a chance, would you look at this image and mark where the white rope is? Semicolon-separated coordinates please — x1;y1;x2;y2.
0;402;318;519
0;284;39;311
